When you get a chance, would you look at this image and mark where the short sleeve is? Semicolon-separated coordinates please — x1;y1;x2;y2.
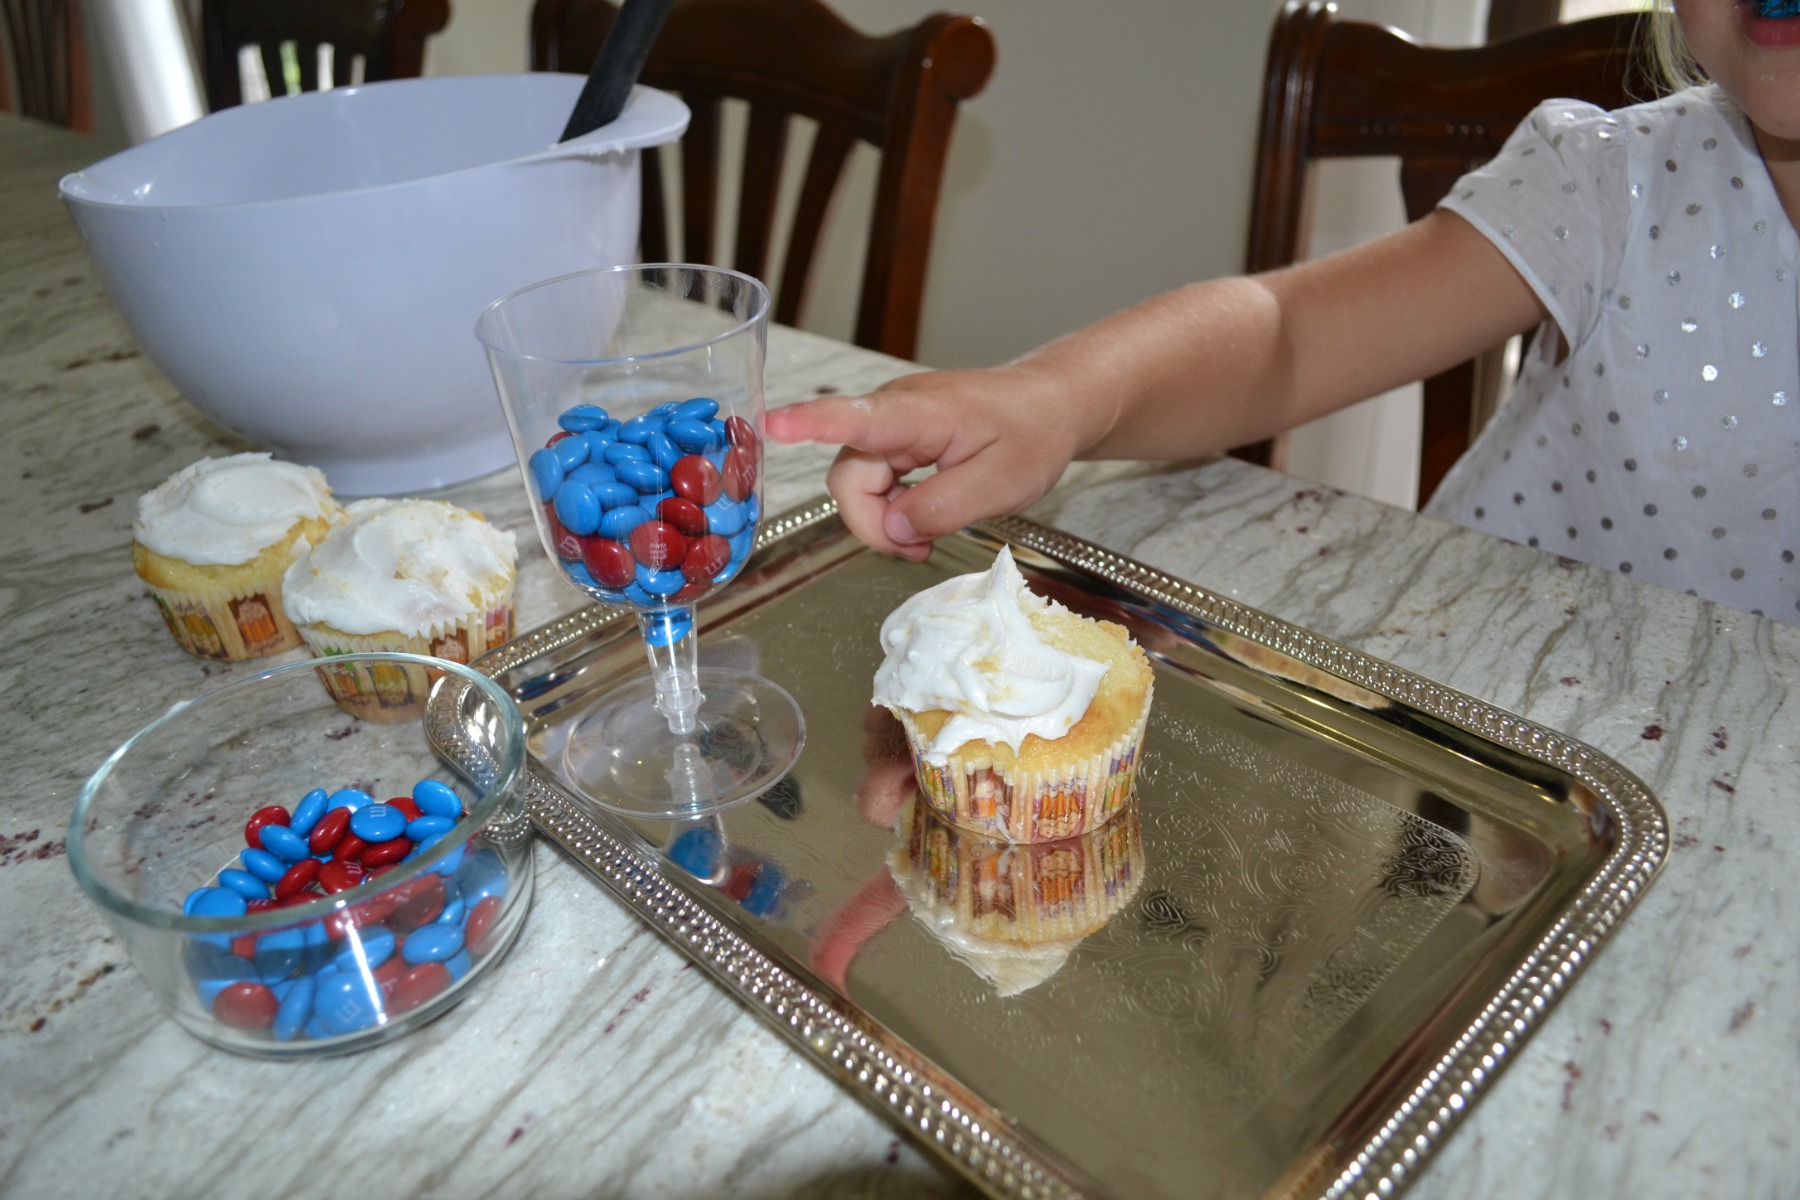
1438;98;1633;351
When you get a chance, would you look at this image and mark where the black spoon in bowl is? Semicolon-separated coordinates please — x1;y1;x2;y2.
559;0;676;142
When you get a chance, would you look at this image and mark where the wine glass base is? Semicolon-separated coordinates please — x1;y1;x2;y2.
561;668;806;819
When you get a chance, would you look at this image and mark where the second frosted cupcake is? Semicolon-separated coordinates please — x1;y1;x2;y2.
282;498;518;720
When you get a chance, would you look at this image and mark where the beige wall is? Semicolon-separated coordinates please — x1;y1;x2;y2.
425;1;1494;509
425;2;1283;374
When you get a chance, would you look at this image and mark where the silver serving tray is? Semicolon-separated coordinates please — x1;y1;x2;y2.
435;501;1667;1200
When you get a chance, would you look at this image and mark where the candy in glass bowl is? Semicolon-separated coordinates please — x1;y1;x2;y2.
68;653;532;1057
478;264;804;819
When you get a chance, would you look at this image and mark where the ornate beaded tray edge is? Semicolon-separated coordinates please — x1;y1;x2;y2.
429;498;1670;1200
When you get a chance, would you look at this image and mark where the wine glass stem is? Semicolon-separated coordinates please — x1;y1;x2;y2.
638;607;703;736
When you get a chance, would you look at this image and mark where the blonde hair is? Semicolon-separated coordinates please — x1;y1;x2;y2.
1644;2;1702;93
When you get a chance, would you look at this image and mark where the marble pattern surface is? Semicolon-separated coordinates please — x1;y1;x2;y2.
2;114;1795;1199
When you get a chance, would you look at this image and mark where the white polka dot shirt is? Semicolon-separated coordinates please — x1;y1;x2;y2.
1433;84;1797;624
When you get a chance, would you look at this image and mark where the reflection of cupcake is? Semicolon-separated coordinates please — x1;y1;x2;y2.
874;546;1153;842
132;453;342;661
889;795;1144;995
282;499;517;721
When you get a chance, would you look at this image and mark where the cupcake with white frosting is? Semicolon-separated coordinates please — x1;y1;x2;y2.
282;498;517;720
874;546;1153;842
132;453;343;660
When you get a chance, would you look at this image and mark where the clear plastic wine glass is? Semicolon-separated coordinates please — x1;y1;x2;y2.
477;264;804;818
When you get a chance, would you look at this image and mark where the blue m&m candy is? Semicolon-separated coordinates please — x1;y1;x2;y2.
528;447;565;496
674;397;720;422
413;779;463;819
348;803;407;844
290;788;329;838
558;403;611;431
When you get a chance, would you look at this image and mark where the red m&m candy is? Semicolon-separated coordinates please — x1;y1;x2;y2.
545;502;583;561
244;805;289;850
630;520;688;570
682;534;732;583
275;857;321;900
723;446;756;503
308;807;351;855
465;895;504;955
390;962;452;1014
319;859;366;894
656;496;707;536
582;536;635;587
213;981;279;1031
725;415;757;451
361;837;411;869
670;455;723;506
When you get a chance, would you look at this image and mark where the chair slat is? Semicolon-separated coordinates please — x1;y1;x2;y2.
199;0;449;112
679;92;722;267
640;151;671;263
776;124;854;330
734;104;789;281
530;0;994;361
2;0;91;131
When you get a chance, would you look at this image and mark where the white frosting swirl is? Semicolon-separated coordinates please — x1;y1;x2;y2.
873;546;1105;762
281;499;517;637
133;453;336;565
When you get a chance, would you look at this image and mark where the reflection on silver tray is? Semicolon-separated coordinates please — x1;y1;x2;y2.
435;501;1668;1200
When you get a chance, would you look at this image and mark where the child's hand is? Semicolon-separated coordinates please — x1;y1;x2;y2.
766;362;1092;559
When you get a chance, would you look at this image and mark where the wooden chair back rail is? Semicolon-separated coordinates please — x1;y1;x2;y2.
1237;1;1647;506
199;0;450;111
530;0;995;361
1;0;92;131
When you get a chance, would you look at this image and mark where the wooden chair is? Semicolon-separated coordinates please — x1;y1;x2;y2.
531;0;996;361
200;0;450;111
0;0;92;131
1234;1;1648;508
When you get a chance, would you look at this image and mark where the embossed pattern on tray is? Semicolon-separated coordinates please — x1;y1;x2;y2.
437;502;1667;1200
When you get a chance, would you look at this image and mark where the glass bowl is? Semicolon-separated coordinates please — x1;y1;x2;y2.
68;652;532;1057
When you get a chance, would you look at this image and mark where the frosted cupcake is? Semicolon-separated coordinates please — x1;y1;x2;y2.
281;499;517;721
132;453;342;660
890;795;1144;996
874;546;1153;842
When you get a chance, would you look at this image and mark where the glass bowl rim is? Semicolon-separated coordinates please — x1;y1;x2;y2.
67;651;527;935
473;261;771;368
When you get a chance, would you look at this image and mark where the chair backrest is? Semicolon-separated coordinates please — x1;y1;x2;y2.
200;0;450;111
0;0;92;131
531;0;995;361
1235;1;1648;508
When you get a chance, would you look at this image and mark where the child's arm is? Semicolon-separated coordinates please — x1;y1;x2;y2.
766;209;1549;558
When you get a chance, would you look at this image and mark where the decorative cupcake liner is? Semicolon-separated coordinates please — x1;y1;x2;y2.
143;575;303;662
895;795;1146;948
896;683;1153;843
299;598;515;723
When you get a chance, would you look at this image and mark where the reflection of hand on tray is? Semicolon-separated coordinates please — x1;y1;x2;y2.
807;706;917;992
855;705;915;829
808;870;907;993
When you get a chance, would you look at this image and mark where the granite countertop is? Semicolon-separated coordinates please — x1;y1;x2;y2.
2;113;1795;1199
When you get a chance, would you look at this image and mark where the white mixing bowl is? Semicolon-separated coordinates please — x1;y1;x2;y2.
61;74;688;495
